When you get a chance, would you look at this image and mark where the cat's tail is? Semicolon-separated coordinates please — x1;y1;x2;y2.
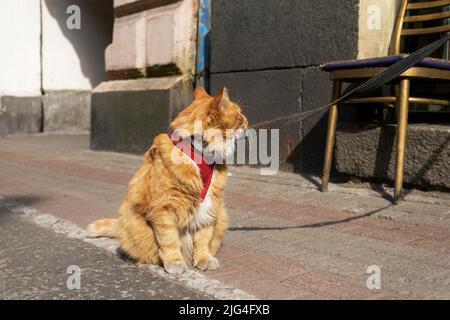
87;218;118;238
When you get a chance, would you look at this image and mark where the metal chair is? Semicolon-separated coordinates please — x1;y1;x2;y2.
321;0;450;202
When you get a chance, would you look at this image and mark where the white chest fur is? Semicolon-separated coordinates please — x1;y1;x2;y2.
180;170;217;262
189;172;216;231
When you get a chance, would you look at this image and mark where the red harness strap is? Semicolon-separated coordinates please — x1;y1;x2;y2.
167;133;214;202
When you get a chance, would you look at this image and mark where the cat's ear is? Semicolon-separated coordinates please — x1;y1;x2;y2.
193;86;209;100
213;87;230;111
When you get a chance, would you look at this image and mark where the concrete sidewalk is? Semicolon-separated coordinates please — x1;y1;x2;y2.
0;203;210;300
0;133;449;299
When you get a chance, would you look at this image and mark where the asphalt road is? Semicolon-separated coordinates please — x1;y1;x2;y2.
0;205;209;300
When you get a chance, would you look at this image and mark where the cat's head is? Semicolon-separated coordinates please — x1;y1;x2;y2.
170;86;248;161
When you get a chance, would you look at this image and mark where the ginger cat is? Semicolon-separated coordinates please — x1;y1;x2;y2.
87;87;248;275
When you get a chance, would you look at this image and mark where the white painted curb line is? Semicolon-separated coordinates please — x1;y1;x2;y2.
1;197;256;300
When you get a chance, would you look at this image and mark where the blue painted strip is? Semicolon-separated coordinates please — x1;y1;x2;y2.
196;0;211;90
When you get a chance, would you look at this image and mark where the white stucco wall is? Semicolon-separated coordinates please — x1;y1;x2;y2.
0;0;41;96
0;0;112;96
358;0;403;58
42;0;113;91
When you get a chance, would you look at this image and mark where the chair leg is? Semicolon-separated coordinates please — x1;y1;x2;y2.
394;79;410;203
322;81;342;192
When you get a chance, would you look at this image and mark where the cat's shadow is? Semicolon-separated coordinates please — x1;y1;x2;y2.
115;247;137;263
228;206;390;232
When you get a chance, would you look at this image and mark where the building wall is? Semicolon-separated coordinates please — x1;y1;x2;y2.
210;0;360;173
0;0;114;95
0;0;42;135
41;0;113;132
105;0;197;79
90;0;196;154
210;0;405;173
358;0;402;58
42;0;113;91
0;0;41;97
0;0;113;134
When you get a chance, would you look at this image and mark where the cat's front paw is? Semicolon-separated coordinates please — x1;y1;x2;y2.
194;255;220;271
164;260;188;275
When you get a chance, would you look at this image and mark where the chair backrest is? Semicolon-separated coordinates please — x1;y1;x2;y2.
390;0;450;55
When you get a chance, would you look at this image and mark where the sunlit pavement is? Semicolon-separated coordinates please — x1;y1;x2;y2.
0;202;209;300
0;133;449;299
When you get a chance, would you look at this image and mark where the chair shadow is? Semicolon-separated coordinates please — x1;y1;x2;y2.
372;125;396;202
403;133;450;197
298;173;321;189
372;124;450;199
327;124;450;203
229;205;390;232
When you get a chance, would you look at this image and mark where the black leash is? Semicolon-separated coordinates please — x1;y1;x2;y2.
251;33;450;129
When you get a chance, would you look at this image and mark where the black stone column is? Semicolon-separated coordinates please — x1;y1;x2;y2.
210;0;359;173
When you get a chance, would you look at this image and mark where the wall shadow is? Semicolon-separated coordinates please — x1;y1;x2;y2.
0;195;43;216
44;0;114;88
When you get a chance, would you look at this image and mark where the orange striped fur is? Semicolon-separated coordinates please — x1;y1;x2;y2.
88;87;248;274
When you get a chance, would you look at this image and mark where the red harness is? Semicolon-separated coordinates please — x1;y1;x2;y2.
167;133;214;202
